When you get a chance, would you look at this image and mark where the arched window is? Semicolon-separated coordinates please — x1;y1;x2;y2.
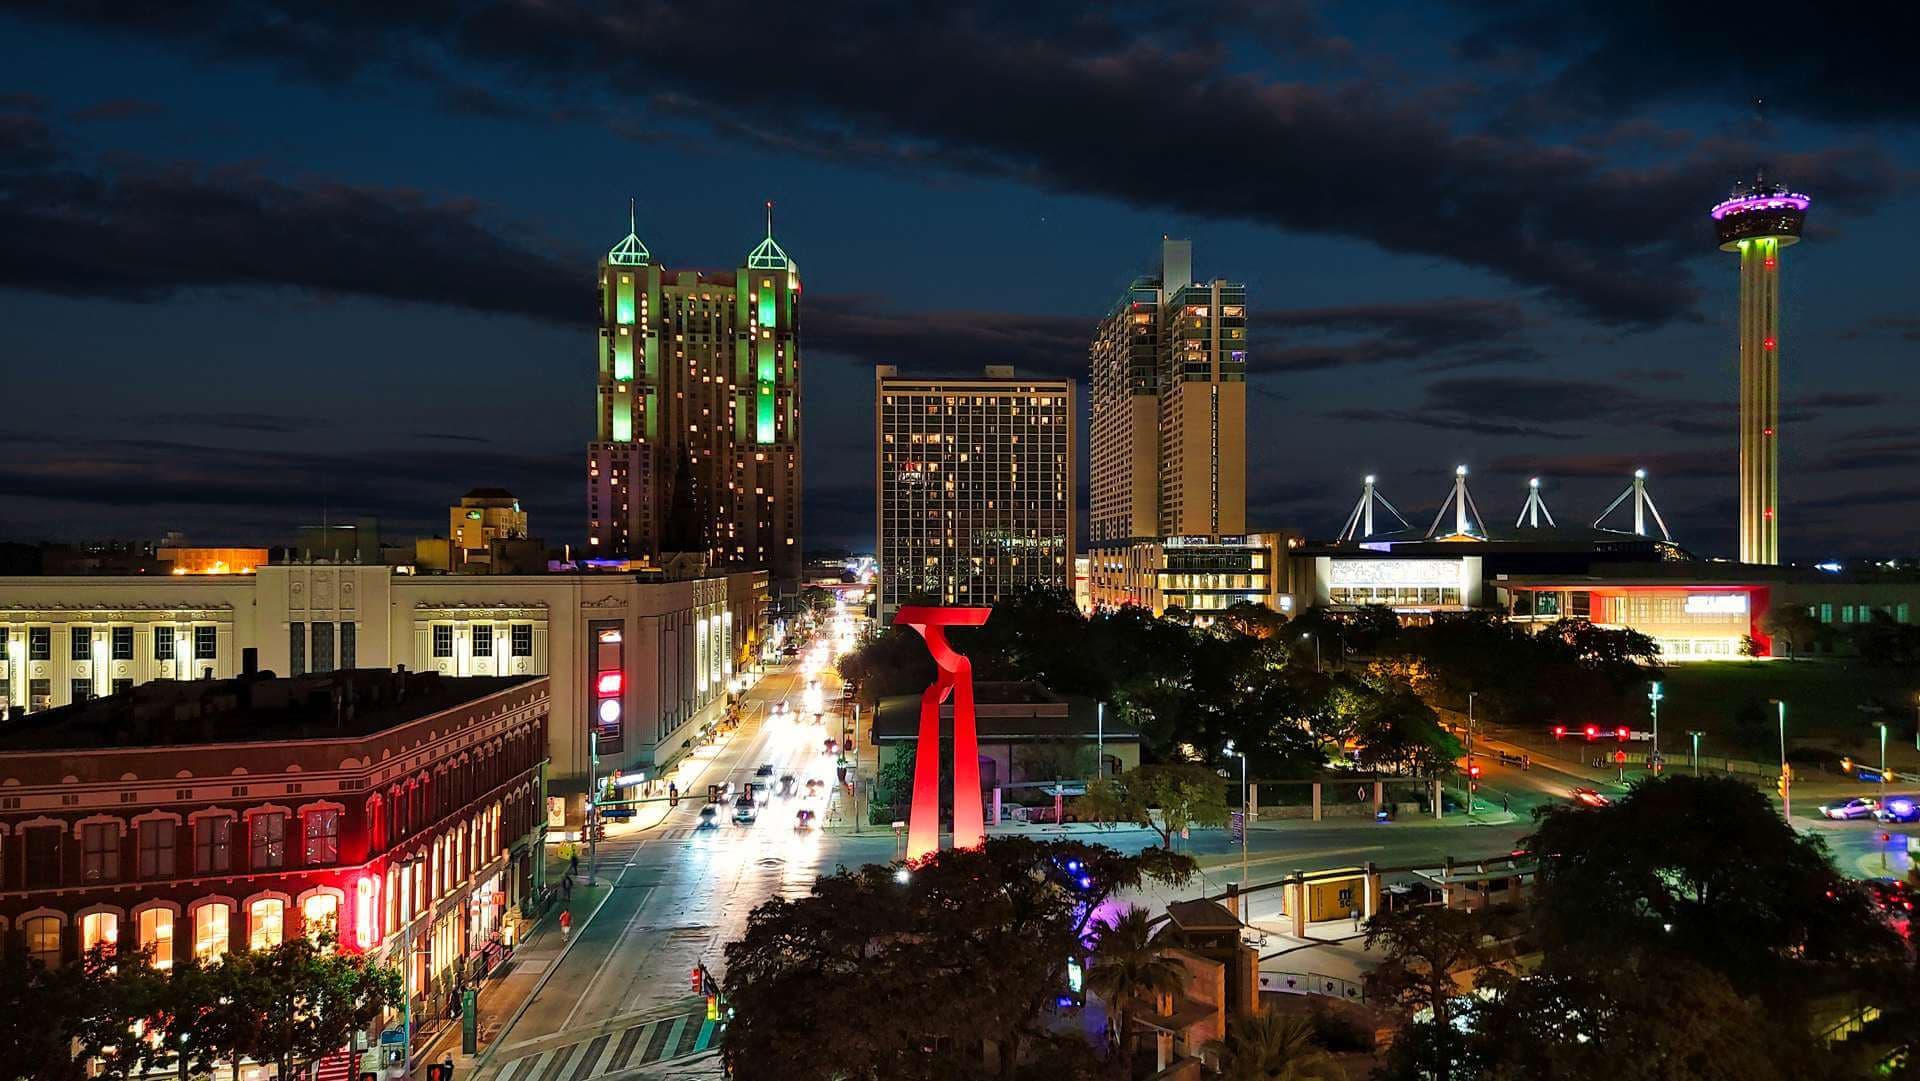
193;903;231;961
80;911;118;957
248;898;285;949
302;893;339;946
24;915;62;967
138;907;176;970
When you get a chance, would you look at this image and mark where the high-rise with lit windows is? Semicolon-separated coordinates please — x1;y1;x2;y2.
1089;238;1246;545
588;206;803;591
1711;171;1808;566
874;366;1075;616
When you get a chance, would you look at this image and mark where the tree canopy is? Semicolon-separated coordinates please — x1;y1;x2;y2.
721;837;1195;1080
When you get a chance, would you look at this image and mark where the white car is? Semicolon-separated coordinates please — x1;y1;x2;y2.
1819;797;1879;820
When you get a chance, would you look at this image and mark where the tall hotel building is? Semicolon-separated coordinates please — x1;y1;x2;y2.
1088;240;1275;616
874;366;1075;616
587;208;803;592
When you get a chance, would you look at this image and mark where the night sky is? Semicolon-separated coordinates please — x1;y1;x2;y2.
3;3;1916;559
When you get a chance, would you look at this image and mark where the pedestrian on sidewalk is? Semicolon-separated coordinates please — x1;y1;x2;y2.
1351;908;1362;932
568;849;579;880
560;875;572;903
1502;794;1511;813
560;908;572;940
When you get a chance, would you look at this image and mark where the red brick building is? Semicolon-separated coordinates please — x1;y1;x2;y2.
0;668;547;1011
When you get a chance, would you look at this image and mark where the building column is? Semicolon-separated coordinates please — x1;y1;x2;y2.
1372;781;1384;814
1310;782;1321;822
1248;783;1258;820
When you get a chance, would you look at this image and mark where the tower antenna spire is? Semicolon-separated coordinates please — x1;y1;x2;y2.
765;200;774;239
629;197;636;236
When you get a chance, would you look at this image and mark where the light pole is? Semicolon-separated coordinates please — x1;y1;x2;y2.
1096;702;1105;780
1301;632;1321;674
1689;730;1704;776
1224;741;1248;919
1648;681;1663;775
1465;692;1477;817
397;853;426;1066
1875;721;1889;806
1769;698;1789;822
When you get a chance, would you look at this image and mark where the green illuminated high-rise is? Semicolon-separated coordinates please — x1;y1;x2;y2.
588;205;803;590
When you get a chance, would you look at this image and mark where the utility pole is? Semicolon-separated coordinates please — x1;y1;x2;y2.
587;728;600;886
1648;681;1663;775
1096;702;1105;779
1770;698;1789;822
1465;692;1477;817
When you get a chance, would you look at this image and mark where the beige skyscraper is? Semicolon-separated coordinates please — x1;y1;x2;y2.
1089;238;1246;543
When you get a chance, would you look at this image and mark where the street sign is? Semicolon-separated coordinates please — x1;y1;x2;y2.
1229;811;1245;844
379;1028;406;1046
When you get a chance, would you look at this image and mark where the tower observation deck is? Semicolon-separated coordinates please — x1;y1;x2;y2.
1712;171;1808;566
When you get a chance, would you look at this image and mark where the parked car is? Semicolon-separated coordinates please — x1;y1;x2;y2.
1820;797;1880;820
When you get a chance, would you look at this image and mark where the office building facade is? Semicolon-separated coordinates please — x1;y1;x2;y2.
875;366;1075;615
588;210;802;592
0;566;768;816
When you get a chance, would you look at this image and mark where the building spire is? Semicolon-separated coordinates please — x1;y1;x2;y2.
746;199;793;271
608;198;650;267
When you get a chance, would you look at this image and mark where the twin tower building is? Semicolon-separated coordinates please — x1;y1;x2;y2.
586;208;802;591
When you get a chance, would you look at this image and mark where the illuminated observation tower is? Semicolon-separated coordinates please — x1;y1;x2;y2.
1712;171;1808;565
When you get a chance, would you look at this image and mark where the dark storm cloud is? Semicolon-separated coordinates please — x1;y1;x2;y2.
1484;449;1731;481
146;411;317;433
1260;299;1538;373
0;430;575;538
9;3;1908;325
1323;407;1569;440
70;98;166;122
807;297;1088;379
0;115;578;320
1456;2;1920;129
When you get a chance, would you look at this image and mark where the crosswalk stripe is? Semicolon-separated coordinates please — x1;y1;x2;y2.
537;1042;583;1081
497;1048;548;1081
694;1019;716;1052
568;1033;612;1081
658;1015;688;1060
609;1020;652;1072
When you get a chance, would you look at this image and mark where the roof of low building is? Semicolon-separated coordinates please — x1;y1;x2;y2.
870;681;1139;743
0;669;530;753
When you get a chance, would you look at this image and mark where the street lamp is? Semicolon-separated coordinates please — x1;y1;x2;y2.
1647;681;1663;775
1300;632;1321;674
1874;721;1889;806
1688;730;1704;776
1224;741;1248;919
1464;692;1477;817
1768;698;1789;822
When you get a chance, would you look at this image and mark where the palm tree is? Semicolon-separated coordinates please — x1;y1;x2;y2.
1085;906;1185;1067
1202;1009;1341;1081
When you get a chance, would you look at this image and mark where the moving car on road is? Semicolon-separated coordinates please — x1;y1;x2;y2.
779;773;798;798
794;807;816;830
1819;797;1880;820
755;763;775;777
733;796;758;824
1569;787;1611;808
698;804;720;828
1873;797;1918;823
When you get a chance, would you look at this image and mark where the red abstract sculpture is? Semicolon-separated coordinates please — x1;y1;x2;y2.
894;605;992;861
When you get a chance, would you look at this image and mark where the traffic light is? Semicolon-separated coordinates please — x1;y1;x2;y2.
1467;763;1483;779
691;965;703;993
706;992;720;1022
1613;750;1628;765
1584;725;1599;740
1777;772;1789;797
1615;726;1630;741
1552;725;1566;740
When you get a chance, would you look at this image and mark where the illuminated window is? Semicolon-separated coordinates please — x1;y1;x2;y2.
194;625;216;660
25;916;61;968
193;904;230;962
511;624;533;657
139;908;175;970
81;911;117;957
432;625;453;658
249;899;285;949
303;809;340;865
154;625;175;660
250;812;286;870
303;894;339;945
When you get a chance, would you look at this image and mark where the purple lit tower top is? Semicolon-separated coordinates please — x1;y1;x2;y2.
1711;169;1809;251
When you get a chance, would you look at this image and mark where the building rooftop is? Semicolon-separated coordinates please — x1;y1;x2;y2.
871;682;1139;742
0;669;529;753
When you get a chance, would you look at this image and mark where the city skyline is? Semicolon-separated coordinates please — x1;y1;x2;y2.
3;5;1919;559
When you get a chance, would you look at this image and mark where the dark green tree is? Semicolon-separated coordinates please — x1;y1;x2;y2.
1083;907;1183;1064
1361;904;1507;1030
